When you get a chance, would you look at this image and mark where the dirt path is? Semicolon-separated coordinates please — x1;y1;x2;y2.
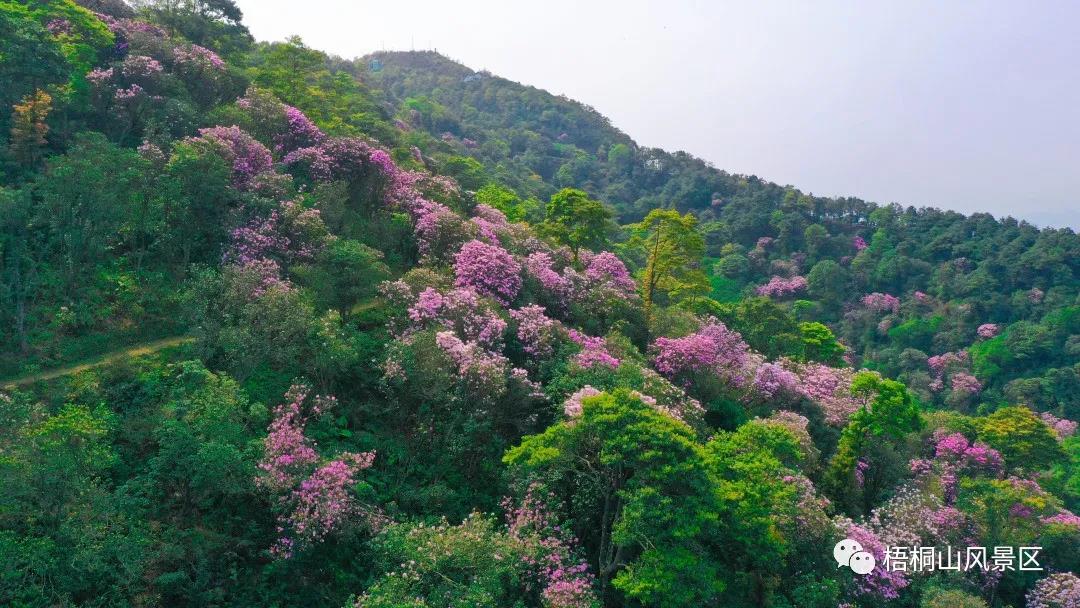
1;336;195;389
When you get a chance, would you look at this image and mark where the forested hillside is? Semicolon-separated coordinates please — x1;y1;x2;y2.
0;2;1077;607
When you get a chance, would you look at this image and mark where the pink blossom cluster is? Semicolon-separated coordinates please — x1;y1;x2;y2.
113;84;145;102
191;125;274;190
750;360;802;400
283;136;386;183
1040;412;1079;440
87;67;114;87
755;275;808;298
277;106;325;153
223;200;331;266
406;287;507;350
257;384;325;493
224;258;292;298
779;473;832;535
504;486;599;608
839;520;909;599
794;363;869;426
931;432;1004;475
471;204;512;244
949;372;982;396
852;235;868;251
1029;287;1045;304
172;44;225;71
93;12;169;39
861;292;901;314
563;386;602;418
454;240;523;305
862;485;958;550
509;305;559;357
257;385;378;559
927;351;969;376
1026;573;1080;608
914;290;932;304
46;18;72;35
411;198;467;259
1041;511;1080;528
650;321;750;386
756;236;774;249
280;452;377;553
977;323;1001;339
435;332;536;398
525;252;570;298
580;251;637;296
853;459;870;488
120;55;164;79
567;329;620;369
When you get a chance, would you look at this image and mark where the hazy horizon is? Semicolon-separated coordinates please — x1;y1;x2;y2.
234;0;1079;229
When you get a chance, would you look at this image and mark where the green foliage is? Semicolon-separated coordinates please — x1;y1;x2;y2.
505;390;725;606
359;514;550;608
301;239;390;315
920;587;988;608
541;187;615;261
628;209;708;328
249;37;394;140
0;8;1075;607
975;406;1064;473
798;321;846;365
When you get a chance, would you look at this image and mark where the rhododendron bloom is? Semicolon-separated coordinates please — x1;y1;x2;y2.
471;204;511;244
756;275;808;298
564;386;602;418
950;372;981;395
861;292;901;314
750;361;801;400
173;44;225;70
1027;573;1080;608
976;323;1000;339
1041;511;1080;528
191;125;274;190
837;520;909;599
454;240;522;305
257;386;378;559
650;321;750;385
509;305;559;357
568;329;620;369
582;251;636;295
795;363;872;426
1040;411;1078;440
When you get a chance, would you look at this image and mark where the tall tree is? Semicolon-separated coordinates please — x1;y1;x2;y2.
541;188;614;262
629;209;707;330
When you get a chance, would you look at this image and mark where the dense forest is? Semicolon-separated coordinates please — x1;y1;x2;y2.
0;1;1077;607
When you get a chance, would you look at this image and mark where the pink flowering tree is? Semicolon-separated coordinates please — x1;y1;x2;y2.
836;519;909;600
566;329;620;370
1027;573;1080;608
861;292;901;314
454;240;523;305
188;125;274;191
406;287;508;351
794;362;876;425
256;384;379;558
510;305;562;359
650;320;751;389
1040;412;1079;440
977;323;1001;339
755;275;808;298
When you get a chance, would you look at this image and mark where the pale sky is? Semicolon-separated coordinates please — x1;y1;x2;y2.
234;0;1079;229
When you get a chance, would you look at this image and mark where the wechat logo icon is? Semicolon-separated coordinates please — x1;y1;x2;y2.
834;539;876;575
